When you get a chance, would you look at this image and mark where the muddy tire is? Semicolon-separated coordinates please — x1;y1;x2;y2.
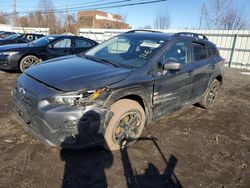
199;80;221;109
104;99;146;151
19;55;41;72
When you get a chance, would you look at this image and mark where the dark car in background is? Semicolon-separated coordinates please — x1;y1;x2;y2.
0;33;44;46
0;35;98;72
13;30;224;150
0;31;15;39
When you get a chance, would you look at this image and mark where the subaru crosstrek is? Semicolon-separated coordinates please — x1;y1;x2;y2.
13;30;224;150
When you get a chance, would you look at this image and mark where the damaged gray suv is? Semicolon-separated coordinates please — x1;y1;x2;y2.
13;30;224;150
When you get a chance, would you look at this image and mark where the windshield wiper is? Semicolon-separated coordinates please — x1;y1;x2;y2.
98;58;119;67
84;55;119;67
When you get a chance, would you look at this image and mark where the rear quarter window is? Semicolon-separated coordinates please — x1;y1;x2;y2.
208;44;220;56
192;42;208;61
75;38;93;48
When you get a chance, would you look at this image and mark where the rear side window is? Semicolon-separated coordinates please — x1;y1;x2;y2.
25;35;39;42
192;42;208;61
74;38;93;48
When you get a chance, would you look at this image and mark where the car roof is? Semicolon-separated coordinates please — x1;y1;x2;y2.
121;31;173;41
46;34;91;39
120;30;213;44
45;34;96;43
47;34;74;38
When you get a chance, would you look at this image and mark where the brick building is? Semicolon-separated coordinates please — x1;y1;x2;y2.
77;10;130;29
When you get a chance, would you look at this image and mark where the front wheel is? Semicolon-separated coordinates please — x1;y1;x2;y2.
104;99;146;151
198;79;221;109
19;55;41;72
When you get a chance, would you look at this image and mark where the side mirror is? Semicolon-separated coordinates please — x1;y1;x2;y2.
163;61;182;71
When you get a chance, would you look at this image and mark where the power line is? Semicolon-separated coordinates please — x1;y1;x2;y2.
18;0;136;14
15;0;108;10
6;0;167;16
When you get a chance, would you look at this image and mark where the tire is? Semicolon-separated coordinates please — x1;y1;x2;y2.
104;99;146;151
19;55;41;72
198;79;221;109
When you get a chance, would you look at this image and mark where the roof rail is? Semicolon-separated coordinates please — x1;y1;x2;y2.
125;29;162;34
172;32;208;40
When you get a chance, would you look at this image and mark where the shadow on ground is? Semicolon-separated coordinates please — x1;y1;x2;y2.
60;110;113;187
60;113;182;188
120;136;182;188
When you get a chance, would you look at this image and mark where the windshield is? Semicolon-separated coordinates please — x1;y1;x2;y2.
29;36;55;46
85;35;167;68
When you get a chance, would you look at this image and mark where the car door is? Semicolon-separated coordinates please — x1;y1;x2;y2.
73;37;96;54
46;37;73;59
152;40;194;117
189;41;212;99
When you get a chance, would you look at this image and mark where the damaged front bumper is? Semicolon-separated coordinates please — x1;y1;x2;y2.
12;75;113;149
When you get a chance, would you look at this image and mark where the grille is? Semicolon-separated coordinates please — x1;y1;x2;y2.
14;83;35;111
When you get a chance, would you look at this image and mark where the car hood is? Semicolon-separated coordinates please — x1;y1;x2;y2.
0;43;28;51
25;55;131;92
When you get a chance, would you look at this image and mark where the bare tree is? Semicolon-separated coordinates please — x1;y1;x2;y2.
153;8;171;29
202;0;247;30
39;0;59;33
0;12;9;24
18;16;29;27
62;13;77;34
139;25;152;29
114;12;128;29
222;8;246;30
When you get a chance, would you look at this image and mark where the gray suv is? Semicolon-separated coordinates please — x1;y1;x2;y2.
13;30;225;150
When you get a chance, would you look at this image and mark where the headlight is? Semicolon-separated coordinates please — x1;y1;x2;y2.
51;94;83;106
49;86;109;106
0;51;19;56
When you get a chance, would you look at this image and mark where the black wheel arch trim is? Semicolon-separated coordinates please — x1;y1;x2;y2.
104;85;153;122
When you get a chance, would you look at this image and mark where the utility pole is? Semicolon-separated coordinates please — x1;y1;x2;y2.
12;0;17;26
66;4;68;33
199;3;205;29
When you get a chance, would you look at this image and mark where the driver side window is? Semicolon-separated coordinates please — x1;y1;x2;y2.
53;38;71;48
164;41;190;64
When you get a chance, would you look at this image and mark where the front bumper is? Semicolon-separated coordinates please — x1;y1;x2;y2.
0;54;19;70
13;75;113;149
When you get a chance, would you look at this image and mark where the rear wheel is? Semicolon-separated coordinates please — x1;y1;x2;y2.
199;79;220;109
104;99;146;151
19;55;41;72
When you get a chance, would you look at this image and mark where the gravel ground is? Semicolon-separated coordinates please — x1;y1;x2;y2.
0;68;249;188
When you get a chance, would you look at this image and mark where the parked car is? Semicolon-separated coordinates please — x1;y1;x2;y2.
13;30;225;150
0;35;98;72
0;33;44;46
0;31;15;39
